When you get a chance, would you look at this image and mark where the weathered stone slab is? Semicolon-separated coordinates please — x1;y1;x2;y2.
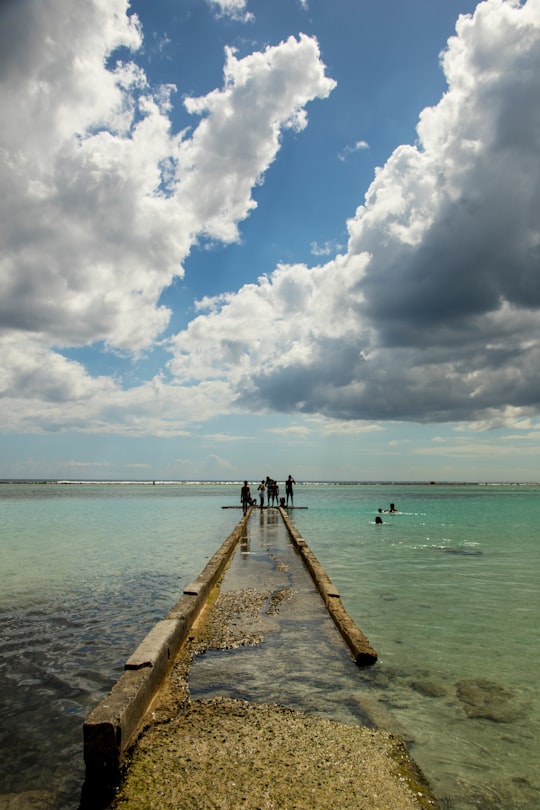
183;580;204;595
125;619;182;670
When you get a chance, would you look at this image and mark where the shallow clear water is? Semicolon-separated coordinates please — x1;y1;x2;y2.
0;481;538;809
289;484;540;810
0;482;239;808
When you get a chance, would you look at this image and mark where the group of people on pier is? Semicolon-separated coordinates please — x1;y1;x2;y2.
241;475;296;514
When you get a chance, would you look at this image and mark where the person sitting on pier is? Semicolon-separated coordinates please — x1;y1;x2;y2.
241;481;251;515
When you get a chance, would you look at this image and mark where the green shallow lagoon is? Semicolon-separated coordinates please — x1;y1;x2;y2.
0;481;538;808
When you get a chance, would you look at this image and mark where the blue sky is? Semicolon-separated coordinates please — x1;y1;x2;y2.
1;0;540;482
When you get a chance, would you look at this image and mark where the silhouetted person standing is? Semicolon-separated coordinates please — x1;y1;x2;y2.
285;475;296;506
241;481;251;515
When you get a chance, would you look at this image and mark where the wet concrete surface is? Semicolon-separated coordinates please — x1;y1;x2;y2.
188;508;375;726
110;508;440;810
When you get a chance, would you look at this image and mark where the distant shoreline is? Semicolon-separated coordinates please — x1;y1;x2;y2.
2;479;539;486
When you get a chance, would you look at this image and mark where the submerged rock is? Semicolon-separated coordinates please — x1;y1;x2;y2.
411;679;448;698
0;791;56;809
456;678;526;723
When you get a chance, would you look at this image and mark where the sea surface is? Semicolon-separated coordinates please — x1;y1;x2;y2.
0;481;538;809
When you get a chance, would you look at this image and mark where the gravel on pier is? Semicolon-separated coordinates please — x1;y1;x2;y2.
112;586;439;809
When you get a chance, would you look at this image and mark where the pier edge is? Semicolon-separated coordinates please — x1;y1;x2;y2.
278;506;378;666
82;509;252;796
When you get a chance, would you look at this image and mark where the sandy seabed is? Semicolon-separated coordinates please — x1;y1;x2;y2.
111;586;439;809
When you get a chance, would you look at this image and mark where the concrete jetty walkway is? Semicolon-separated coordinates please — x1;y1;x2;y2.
84;508;439;809
188;506;377;719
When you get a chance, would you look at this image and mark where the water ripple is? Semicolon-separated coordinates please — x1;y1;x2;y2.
0;572;179;807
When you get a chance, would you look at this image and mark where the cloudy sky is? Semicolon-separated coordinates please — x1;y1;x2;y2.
1;0;540;482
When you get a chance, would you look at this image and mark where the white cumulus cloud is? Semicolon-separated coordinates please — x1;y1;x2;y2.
0;0;334;431
168;0;540;427
207;0;254;23
3;0;540;438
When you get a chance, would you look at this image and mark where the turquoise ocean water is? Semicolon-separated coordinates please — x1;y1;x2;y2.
0;481;538;808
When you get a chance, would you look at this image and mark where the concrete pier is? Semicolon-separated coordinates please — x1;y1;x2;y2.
83;507;438;809
82;511;250;787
